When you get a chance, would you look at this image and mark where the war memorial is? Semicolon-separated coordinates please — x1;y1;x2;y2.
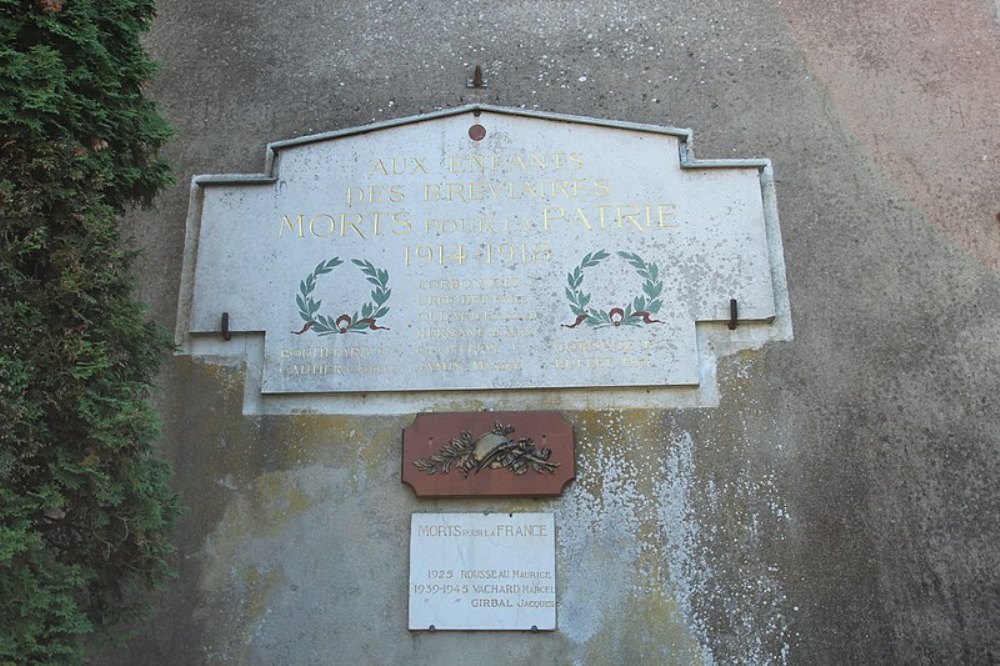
101;2;999;663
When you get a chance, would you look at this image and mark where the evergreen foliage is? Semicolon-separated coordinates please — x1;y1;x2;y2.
0;0;180;662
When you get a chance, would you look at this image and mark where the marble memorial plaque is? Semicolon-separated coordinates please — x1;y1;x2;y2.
177;105;789;406
409;512;556;631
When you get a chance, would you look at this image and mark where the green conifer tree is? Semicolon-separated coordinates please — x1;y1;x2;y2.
0;0;180;662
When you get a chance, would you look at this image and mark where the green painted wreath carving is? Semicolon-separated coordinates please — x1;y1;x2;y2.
563;250;664;329
291;258;391;335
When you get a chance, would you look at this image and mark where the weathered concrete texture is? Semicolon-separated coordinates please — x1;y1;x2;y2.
120;360;793;665
103;0;1000;664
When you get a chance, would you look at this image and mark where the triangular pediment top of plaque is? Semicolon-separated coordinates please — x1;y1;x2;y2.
177;105;791;416
190;105;770;187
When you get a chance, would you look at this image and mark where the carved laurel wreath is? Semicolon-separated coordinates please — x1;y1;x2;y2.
563;250;664;329
292;258;391;335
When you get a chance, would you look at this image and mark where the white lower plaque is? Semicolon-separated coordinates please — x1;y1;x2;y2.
408;512;556;631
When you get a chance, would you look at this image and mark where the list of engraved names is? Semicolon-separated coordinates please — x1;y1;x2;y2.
274;146;680;389
409;513;556;630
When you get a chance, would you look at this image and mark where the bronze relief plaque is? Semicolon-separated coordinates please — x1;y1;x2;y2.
402;412;575;497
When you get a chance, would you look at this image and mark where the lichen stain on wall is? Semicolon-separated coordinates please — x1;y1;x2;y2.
194;470;317;663
194;463;411;664
266;412;401;493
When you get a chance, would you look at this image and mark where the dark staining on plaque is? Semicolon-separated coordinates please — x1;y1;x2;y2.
413;423;559;477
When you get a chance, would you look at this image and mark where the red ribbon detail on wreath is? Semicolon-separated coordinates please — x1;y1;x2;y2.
634;311;662;324
561;314;589;329
335;314;389;333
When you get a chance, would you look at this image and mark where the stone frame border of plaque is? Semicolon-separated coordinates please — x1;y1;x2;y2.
175;104;792;416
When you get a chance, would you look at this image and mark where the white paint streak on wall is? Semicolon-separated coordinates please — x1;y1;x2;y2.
657;430;793;665
556;412;709;664
657;431;717;666
557;413;645;646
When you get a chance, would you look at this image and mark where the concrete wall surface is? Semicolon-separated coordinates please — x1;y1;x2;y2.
99;1;1000;664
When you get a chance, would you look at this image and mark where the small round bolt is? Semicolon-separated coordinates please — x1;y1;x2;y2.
469;124;486;141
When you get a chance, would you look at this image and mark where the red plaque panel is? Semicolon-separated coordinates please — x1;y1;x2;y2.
402;411;575;498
